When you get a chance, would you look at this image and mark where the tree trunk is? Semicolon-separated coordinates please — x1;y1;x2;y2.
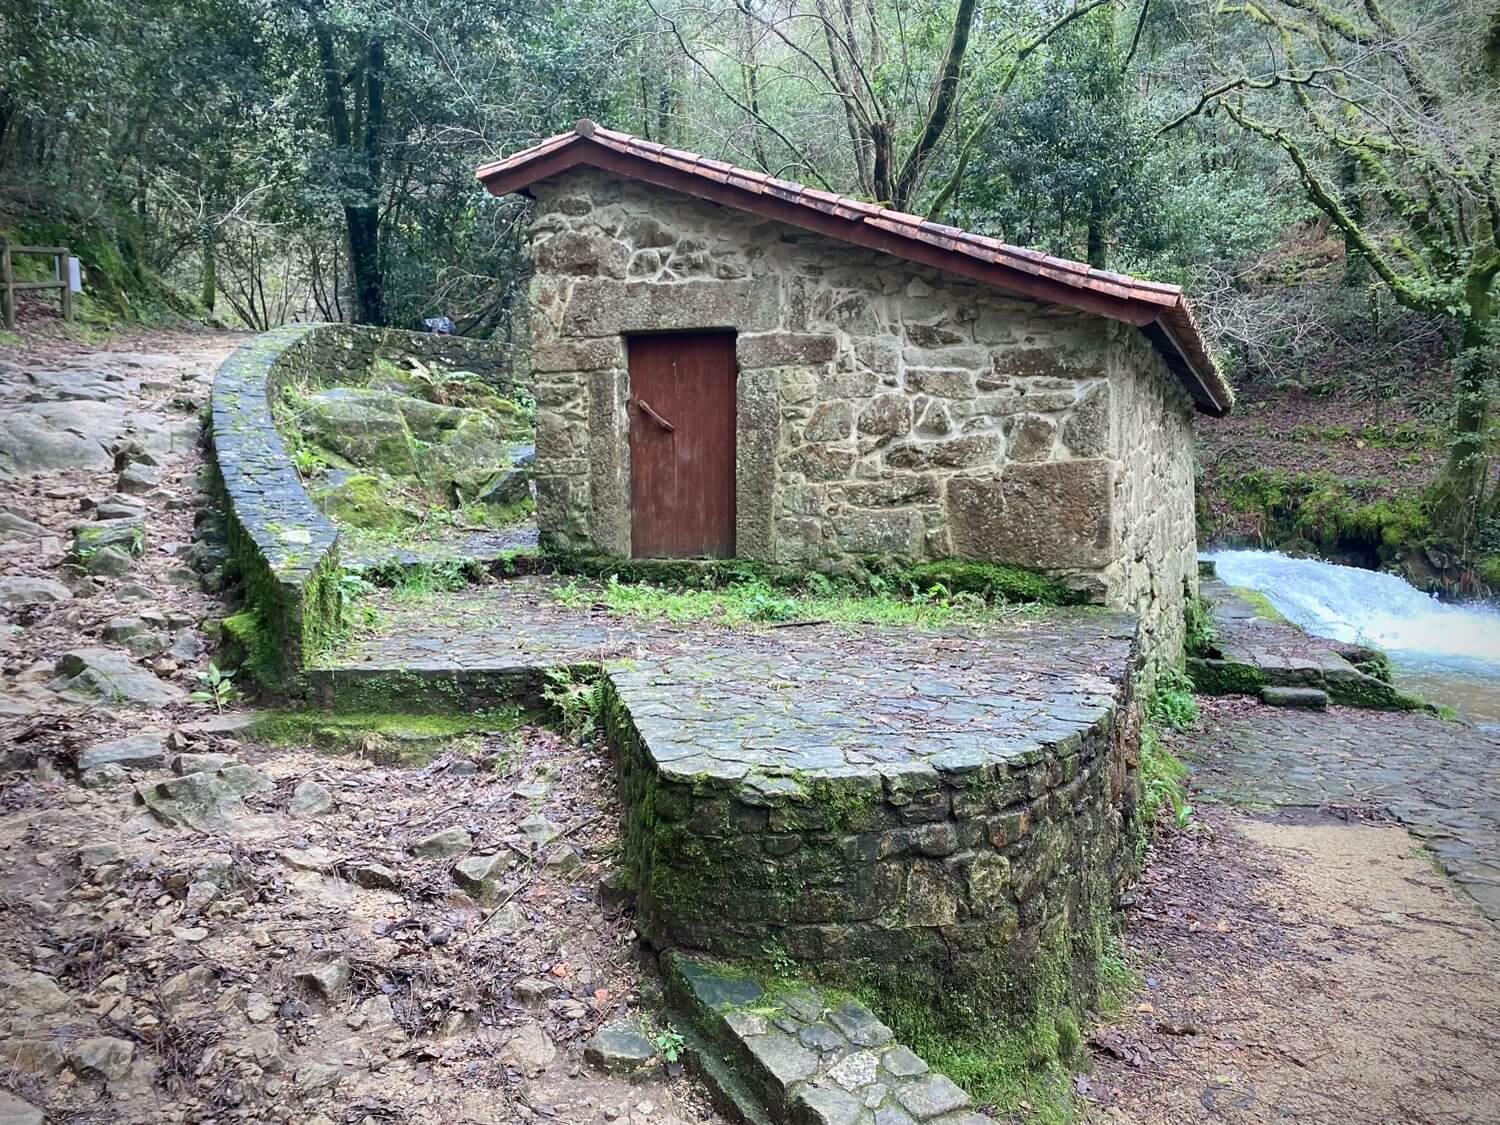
311;12;385;325
346;205;382;325
1338;151;1366;287
1086;205;1107;269
352;37;385;325
200;226;216;313
1431;301;1494;544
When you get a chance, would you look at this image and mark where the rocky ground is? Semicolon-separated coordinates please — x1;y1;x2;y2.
0;327;722;1125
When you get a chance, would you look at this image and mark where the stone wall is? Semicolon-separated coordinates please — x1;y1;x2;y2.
274;322;517;388
604;648;1141;1024
526;171;1198;636
212;326;342;686
211;323;511;687
1107;326;1200;666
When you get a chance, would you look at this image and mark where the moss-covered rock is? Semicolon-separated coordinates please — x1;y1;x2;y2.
302;388;422;474
299;385;528;512
312;474;423;531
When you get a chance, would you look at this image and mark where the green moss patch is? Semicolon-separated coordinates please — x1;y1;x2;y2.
249;709;523;765
878;559;1086;606
539;553;1087;632
221;609;282;689
1203;468;1436;571
1228;586;1289;624
273;351;534;543
546;553;1084;608
550;572;1048;631
313;474;424;530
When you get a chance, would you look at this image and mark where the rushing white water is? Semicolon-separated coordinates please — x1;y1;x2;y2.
1205;549;1500;726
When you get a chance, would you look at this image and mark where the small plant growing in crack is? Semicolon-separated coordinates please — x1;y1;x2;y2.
542;667;603;741
190;662;239;712
642;1020;685;1064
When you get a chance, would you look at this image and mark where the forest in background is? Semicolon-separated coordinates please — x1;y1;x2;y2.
1;0;1497;586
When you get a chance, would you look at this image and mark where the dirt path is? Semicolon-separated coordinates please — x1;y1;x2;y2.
0;327;724;1125
1087;785;1500;1123
1187;696;1500;923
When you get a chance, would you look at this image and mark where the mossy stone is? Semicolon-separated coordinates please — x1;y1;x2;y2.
313;474;422;531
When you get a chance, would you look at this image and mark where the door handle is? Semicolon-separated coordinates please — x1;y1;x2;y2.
636;397;675;432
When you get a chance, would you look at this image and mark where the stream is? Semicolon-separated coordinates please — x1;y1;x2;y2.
1205;549;1500;730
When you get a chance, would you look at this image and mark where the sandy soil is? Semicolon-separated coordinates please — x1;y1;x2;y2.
1086;807;1500;1124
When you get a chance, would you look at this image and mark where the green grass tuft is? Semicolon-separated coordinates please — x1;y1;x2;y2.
549;573;1048;631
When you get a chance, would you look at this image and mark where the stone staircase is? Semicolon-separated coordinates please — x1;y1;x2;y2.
663;955;987;1125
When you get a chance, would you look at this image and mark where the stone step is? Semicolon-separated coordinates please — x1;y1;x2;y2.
677;1021;775;1125
664;954;987;1125
1260;685;1330;710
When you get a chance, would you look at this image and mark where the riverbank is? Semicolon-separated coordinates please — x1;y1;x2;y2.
1207;550;1500;729
1191;277;1497;598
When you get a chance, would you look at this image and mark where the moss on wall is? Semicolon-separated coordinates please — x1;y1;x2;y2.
544;551;1084;607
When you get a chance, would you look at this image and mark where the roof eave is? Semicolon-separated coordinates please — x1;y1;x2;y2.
477;131;1232;418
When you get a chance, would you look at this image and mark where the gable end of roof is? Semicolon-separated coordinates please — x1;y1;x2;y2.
478;121;1231;417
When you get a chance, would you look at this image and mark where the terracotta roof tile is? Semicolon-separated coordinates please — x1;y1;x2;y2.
476;121;1230;415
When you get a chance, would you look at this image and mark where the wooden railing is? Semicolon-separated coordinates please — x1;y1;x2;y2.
0;241;73;329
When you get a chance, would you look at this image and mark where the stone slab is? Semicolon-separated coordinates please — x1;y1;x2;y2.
666;955;978;1125
1260;685;1329;710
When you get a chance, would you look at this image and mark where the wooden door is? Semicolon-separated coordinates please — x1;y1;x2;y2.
628;332;737;558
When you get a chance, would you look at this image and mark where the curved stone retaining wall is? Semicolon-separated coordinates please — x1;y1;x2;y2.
211;323;512;687
212;325;342;686
603;625;1143;1025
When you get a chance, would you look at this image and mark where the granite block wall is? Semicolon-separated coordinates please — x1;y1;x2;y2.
605;670;1140;1021
524;171;1199;657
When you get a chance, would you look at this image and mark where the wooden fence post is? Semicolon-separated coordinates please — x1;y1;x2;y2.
59;249;73;324
0;242;75;328
1;242;12;331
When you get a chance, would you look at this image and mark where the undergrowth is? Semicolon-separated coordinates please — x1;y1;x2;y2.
368;559;484;601
541;666;605;741
1184;595;1218;655
1203;467;1435;568
1137;664;1199;857
550;573;1039;630
551;554;1085;607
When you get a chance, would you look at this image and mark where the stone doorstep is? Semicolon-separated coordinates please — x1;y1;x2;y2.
664;953;984;1125
303;663;554;712
1259;686;1330;711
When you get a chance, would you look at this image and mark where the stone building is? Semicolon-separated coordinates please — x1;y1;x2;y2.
478;121;1230;655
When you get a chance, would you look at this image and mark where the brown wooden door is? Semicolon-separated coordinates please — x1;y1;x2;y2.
628;332;737;558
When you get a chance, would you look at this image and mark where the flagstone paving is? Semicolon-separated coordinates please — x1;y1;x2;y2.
316;575;1140;781
1182;698;1500;924
317;575;1148;1052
